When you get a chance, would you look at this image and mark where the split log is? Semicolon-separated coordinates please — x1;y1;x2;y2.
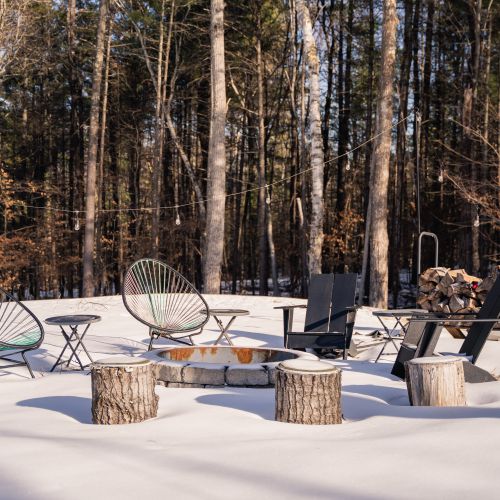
275;359;341;425
91;357;159;424
405;356;466;407
449;294;465;313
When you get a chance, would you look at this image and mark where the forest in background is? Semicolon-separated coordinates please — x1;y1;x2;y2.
0;0;498;305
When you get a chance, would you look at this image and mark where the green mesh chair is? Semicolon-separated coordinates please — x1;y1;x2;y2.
122;259;209;350
0;287;44;378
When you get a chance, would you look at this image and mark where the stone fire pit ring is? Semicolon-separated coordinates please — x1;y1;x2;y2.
144;346;318;388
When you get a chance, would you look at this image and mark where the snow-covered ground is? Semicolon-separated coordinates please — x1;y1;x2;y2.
1;294;500;499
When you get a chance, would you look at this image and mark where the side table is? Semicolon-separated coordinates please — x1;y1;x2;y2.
45;314;101;372
208;309;249;345
373;309;427;362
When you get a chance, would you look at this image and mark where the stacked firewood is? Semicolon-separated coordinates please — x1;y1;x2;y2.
418;267;497;313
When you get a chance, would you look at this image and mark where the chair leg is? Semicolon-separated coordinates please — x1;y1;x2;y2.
148;329;156;351
21;351;35;379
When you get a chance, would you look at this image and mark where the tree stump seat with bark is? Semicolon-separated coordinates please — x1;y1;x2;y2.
91;356;159;424
275;359;342;425
405;356;466;407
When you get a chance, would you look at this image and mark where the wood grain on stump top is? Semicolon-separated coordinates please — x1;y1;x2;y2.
279;359;338;373
92;356;151;368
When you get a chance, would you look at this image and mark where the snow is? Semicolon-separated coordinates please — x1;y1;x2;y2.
1;294;500;499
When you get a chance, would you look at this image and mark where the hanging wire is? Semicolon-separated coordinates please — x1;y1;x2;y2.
9;109;415;217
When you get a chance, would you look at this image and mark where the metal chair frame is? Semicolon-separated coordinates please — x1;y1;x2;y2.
0;287;44;378
122;259;210;350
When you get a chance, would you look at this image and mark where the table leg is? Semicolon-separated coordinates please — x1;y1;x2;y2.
50;326;71;372
50;326;85;371
213;316;236;346
375;316;404;362
65;323;94;367
50;324;93;372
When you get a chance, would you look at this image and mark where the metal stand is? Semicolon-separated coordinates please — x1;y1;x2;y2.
213;316;237;345
417;231;439;275
50;323;94;372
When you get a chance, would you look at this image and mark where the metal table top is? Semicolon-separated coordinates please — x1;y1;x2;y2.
373;309;427;318
208;309;249;317
45;314;102;326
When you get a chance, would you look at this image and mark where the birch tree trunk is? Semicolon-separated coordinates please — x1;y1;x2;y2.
297;0;324;277
151;0;166;258
203;0;227;293
256;6;268;295
82;0;109;297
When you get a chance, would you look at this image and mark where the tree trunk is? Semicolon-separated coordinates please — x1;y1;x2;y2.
91;357;159;424
275;360;341;425
151;0;166;258
96;26;111;295
82;0;109;297
297;0;324;277
405;356;466;407
203;0;227;294
391;0;413;306
336;0;353;215
368;0;397;308
256;5;268;295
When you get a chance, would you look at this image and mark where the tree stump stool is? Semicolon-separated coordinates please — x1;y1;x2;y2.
275;359;342;425
405;356;466;407
91;357;159;424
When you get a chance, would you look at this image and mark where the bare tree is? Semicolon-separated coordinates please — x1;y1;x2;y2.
203;0;227;293
82;0;110;297
368;0;397;308
296;0;324;277
0;0;42;81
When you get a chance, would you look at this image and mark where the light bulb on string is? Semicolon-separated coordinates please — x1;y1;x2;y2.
74;211;80;231
175;212;181;226
473;213;480;228
438;169;444;183
345;159;351;171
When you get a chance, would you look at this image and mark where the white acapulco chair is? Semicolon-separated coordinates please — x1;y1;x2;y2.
122;259;209;350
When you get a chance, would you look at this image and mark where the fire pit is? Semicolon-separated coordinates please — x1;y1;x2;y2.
145;346;318;387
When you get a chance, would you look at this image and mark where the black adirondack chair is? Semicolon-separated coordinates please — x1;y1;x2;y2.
391;276;500;382
276;273;358;359
390;320;443;379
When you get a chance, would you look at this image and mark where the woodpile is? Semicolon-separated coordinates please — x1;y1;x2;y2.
418;267;497;314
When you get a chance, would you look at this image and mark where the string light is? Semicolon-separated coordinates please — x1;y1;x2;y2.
473;207;480;228
438;169;444;183
175;213;181;226
74;211;80;231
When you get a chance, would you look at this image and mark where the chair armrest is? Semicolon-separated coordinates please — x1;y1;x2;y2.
273;304;307;310
411;317;499;323
345;305;360;311
288;330;346;336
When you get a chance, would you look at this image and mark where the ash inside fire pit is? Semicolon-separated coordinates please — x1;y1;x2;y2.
146;346;317;388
